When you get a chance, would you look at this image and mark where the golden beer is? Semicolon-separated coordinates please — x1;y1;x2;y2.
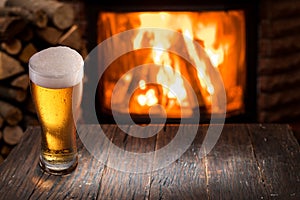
29;46;83;175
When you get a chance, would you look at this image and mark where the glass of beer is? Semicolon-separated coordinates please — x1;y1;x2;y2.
29;46;84;175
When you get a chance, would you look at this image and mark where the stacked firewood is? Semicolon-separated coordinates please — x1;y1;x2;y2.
0;0;87;163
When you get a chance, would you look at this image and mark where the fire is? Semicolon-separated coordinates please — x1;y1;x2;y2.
196;24;225;67
133;12;223;110
137;89;158;107
98;10;246;117
137;80;158;107
134;12;191;111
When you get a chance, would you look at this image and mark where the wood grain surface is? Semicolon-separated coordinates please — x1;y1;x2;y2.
0;124;299;199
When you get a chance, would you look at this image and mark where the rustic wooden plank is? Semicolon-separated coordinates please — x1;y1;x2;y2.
0;127;42;199
150;124;208;199
0;124;299;199
205;124;268;199
97;124;157;199
27;125;107;199
0;125;106;199
247;124;300;199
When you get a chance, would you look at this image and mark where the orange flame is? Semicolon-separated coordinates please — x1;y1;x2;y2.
137;80;158;107
133;12;224;108
99;11;246;116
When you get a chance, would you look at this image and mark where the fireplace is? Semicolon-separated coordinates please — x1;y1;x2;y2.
83;0;258;123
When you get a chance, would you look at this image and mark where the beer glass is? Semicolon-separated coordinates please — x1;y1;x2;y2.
29;46;84;175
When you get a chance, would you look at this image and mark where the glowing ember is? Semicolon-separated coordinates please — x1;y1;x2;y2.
137;88;158;107
137;80;158;107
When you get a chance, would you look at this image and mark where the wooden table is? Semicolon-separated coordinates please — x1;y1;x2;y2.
0;124;299;199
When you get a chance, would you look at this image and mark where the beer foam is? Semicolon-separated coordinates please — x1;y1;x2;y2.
29;46;84;88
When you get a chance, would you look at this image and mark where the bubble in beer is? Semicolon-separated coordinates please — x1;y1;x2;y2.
29;46;84;89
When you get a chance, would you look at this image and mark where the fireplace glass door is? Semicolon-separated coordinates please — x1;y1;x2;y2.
96;10;246;121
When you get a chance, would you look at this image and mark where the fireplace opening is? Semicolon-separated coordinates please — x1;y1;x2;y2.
84;1;258;124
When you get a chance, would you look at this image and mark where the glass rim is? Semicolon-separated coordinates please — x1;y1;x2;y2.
28;61;84;80
28;46;84;88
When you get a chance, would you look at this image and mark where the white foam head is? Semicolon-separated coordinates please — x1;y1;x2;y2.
29;46;84;88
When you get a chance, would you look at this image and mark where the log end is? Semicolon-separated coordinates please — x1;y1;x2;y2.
3;125;23;146
6;107;23;126
34;9;48;28
53;4;74;30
